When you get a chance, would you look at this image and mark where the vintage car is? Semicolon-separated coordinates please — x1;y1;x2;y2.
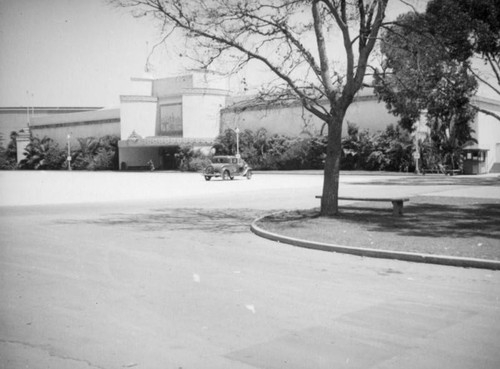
203;155;252;180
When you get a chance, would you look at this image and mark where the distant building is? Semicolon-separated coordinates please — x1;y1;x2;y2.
27;70;229;170
220;91;399;137
464;96;500;174
5;70;500;173
0;106;101;147
221;94;500;174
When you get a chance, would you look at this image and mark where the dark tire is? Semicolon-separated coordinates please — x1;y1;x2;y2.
204;176;211;181
246;170;252;180
222;170;230;180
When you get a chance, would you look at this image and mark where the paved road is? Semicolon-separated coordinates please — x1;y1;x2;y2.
1;171;499;368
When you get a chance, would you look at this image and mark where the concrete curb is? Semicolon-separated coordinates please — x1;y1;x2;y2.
250;213;500;271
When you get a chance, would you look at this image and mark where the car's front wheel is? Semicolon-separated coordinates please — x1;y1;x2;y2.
204;176;211;181
246;170;252;180
222;170;230;180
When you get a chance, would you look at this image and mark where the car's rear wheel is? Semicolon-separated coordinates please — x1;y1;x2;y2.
222;170;230;180
204;176;211;181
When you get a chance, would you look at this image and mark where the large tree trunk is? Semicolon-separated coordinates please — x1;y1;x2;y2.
320;111;345;216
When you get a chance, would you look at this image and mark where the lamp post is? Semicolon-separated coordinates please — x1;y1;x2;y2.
67;134;72;171
26;91;30;125
235;127;240;158
26;91;34;126
31;93;34;121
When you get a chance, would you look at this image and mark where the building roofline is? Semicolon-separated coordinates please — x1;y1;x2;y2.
0;106;102;112
120;95;158;103
471;95;500;112
156;87;230;100
30;107;120;126
221;93;379;113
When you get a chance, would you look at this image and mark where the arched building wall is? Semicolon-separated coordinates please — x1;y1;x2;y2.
9;73;498;173
220;96;398;137
474;98;500;171
30;108;120;147
0;107;101;147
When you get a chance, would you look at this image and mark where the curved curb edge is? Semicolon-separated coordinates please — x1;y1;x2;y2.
250;214;500;271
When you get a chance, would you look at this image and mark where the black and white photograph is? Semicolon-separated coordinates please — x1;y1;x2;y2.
1;0;499;368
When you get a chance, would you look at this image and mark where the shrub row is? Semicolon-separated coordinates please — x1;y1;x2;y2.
212;128;327;170
188;124;418;172
1;125;453;173
0;134;119;171
178;124;457;173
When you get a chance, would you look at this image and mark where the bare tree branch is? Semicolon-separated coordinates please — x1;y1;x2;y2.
110;0;390;216
470;104;500;122
468;64;500;96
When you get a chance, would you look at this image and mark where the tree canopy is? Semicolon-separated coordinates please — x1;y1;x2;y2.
111;0;390;215
374;11;478;133
426;0;500;120
374;9;479;171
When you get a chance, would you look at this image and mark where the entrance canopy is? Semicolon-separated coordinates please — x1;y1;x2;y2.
118;136;215;148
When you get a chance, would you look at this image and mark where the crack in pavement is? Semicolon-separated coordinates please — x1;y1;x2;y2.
0;339;107;369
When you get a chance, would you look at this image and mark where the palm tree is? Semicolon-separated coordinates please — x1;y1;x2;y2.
19;137;65;170
430;117;476;172
72;137;100;170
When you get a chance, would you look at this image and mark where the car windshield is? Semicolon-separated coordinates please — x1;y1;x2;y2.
213;157;231;164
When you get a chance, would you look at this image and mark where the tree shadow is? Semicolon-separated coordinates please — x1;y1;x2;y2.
57;208;269;234
338;199;500;240
346;175;500;187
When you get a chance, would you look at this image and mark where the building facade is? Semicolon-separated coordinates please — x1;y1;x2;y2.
7;70;500;173
118;72;229;170
220;91;399;137
468;96;500;173
0;106;101;147
27;71;230;170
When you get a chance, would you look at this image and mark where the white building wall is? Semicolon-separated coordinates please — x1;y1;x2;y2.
32;122;120;147
15;132;30;163
120;96;158;139
192;72;229;90
222;104;322;136
345;98;398;133
129;78;153;96
0;107;101;147
153;75;193;97
477;112;500;170
221;97;398;137
30;108;120;146
182;94;227;138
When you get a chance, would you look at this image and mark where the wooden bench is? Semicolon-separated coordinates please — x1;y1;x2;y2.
422;165;461;176
316;196;410;216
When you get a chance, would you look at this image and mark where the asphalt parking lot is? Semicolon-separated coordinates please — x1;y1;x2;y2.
1;171;499;369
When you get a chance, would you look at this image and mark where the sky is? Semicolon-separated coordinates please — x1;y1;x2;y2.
0;0;187;108
0;0;429;108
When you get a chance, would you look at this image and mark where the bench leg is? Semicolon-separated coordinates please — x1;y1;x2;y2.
392;201;403;216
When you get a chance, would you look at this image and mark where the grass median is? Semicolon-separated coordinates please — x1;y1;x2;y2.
256;196;500;261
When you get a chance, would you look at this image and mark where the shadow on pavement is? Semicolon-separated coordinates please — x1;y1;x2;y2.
258;196;500;260
56;208;268;234
346;175;500;187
